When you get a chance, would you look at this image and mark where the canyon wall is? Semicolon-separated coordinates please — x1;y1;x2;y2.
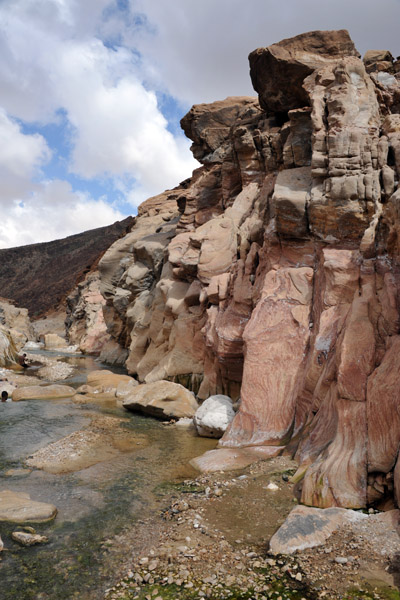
69;30;400;510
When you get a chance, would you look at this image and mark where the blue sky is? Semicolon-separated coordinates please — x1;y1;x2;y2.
0;0;400;248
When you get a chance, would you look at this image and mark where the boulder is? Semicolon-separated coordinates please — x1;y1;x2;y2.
269;505;367;554
123;380;198;420
44;333;68;349
249;29;359;113
269;506;400;557
86;370;137;393
0;490;57;523
12;384;76;401
194;395;235;438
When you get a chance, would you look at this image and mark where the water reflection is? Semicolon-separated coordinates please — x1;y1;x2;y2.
0;359;216;599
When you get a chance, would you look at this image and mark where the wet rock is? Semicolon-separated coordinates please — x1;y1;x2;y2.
11;530;49;546
4;468;32;477
12;384;76;401
0;490;57;523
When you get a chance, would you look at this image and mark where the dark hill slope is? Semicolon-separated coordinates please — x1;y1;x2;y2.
0;216;134;317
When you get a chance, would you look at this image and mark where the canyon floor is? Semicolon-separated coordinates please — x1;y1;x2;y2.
103;455;400;600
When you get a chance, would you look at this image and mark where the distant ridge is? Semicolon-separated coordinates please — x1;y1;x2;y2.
0;216;134;317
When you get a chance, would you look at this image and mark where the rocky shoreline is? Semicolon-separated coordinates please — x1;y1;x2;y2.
103;456;400;600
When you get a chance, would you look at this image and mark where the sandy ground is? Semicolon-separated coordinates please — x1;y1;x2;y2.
102;456;400;600
25;414;149;474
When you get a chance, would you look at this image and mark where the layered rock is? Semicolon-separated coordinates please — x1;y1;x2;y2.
66;29;400;510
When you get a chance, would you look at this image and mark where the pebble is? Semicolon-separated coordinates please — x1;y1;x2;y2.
334;557;348;564
266;482;279;491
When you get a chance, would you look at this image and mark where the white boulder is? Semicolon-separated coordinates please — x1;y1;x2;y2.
193;394;235;438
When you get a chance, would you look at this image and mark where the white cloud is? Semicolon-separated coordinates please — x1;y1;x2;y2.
58;41;196;196
1;0;400;248
0;179;125;248
0;109;50;178
0;0;198;239
130;0;400;105
0;108;50;200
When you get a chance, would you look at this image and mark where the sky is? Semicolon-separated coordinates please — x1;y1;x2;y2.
0;0;400;248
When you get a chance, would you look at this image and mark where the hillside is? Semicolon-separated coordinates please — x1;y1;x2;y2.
0;216;134;317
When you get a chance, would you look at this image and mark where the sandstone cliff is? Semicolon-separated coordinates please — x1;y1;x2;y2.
67;30;400;511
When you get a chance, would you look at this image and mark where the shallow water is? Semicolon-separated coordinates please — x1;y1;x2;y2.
0;354;215;599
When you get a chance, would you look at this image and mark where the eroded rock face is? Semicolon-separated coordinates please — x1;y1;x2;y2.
67;29;400;509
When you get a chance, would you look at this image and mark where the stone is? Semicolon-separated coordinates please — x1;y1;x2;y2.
11;531;48;546
221;266;313;447
12;384;76;401
249;29;359;113
269;505;367;554
44;333;68;349
190;446;281;473
86;370;136;393
0;490;57;523
193;395;235;438
123;380;199;419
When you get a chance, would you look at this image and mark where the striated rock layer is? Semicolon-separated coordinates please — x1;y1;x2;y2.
68;30;400;510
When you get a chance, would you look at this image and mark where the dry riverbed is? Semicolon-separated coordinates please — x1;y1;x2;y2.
103;456;400;600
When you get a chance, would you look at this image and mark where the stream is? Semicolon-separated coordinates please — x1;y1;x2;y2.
0;352;216;599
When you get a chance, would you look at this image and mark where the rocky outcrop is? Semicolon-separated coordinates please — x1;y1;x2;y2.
0;324;20;367
66;271;110;354
66;30;400;510
0;298;34;346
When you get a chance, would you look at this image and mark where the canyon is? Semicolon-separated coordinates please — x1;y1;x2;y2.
4;29;400;514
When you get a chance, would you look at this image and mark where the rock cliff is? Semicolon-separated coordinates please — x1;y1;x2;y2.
67;30;400;510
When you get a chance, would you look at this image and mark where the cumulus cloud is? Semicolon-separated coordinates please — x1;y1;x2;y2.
1;0;400;248
0;108;51;200
130;0;400;104
0;179;124;248
0;0;197;248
